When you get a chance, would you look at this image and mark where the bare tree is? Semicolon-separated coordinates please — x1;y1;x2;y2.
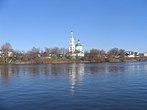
31;47;40;54
84;49;106;62
1;42;12;63
107;48;126;62
44;47;52;54
107;48;119;58
59;48;68;56
29;47;41;59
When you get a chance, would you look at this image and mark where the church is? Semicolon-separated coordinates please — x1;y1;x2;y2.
67;31;84;57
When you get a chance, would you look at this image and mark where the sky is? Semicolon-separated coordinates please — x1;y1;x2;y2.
0;0;147;52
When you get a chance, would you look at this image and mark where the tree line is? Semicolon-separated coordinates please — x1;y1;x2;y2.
0;42;146;64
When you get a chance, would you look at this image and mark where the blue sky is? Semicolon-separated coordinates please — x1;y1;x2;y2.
0;0;147;52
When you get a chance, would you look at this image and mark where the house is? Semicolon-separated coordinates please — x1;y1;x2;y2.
126;51;140;58
144;52;147;57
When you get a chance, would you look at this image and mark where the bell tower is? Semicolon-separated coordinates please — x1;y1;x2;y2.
69;31;75;53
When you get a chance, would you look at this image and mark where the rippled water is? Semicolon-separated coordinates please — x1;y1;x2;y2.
0;62;147;110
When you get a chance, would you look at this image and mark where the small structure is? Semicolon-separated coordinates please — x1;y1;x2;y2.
67;31;84;57
126;51;140;58
144;52;147;57
0;50;2;57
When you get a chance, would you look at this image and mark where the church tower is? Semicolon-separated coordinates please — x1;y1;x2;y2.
69;31;75;53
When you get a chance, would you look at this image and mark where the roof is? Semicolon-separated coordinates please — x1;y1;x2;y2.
75;40;82;47
75;42;82;47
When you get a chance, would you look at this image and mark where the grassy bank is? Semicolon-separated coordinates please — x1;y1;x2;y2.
1;57;145;65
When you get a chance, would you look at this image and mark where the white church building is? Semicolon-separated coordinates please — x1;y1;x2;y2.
67;31;84;57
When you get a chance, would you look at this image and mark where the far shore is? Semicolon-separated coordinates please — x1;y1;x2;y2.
1;58;146;65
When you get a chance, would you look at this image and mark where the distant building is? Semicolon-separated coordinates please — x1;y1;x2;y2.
144;52;147;57
126;51;140;58
67;31;84;57
0;49;13;58
0;50;2;57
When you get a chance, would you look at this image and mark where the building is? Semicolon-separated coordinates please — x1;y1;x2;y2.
69;31;76;54
67;31;84;57
144;52;147;57
126;51;140;58
0;49;13;58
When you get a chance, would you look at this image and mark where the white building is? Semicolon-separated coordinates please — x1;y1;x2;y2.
67;31;84;57
144;52;147;57
126;51;140;58
69;31;75;53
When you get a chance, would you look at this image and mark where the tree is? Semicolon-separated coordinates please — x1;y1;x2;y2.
44;47;52;54
1;42;12;63
31;47;40;54
107;48;119;58
44;47;68;58
107;48;126;62
84;49;106;62
27;47;41;59
118;49;125;60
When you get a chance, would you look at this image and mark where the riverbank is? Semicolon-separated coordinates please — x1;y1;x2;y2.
2;57;146;65
9;58;89;64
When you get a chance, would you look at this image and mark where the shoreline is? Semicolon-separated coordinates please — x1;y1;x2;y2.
1;58;147;65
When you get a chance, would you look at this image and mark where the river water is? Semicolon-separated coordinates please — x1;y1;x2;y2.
0;62;147;110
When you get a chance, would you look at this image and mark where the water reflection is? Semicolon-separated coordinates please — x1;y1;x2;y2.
68;63;84;95
85;64;125;74
86;66;106;74
1;62;147;110
0;62;147;78
0;65;13;85
108;66;125;72
0;65;12;79
1;62;147;90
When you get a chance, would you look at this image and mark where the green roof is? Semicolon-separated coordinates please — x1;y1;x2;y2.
75;42;82;47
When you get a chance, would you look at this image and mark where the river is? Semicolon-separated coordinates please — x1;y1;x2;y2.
0;62;147;110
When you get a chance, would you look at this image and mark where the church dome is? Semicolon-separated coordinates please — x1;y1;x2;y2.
75;40;82;47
